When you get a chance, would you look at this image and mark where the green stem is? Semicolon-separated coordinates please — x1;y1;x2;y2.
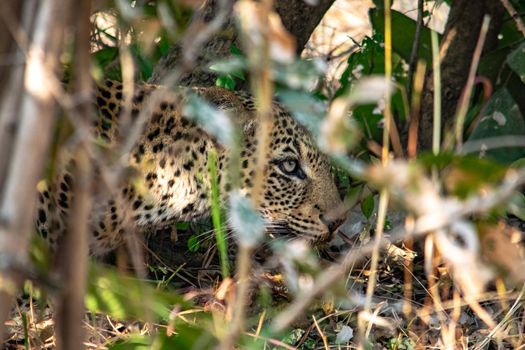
208;150;229;278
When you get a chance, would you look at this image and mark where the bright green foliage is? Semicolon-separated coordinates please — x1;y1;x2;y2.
207;150;230;277
336;33;407;150
361;194;375;220
108;326;217;350
369;8;436;64
86;264;189;321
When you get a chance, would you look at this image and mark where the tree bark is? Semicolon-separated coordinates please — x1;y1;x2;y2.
418;0;505;151
149;0;336;87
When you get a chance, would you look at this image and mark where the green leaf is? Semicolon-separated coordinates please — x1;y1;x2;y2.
108;327;217;350
361;195;375;219
86;263;189;321
175;221;190;230
507;42;525;84
464;88;525;164
130;45;154;80
215;75;236;90
369;8;436;64
187;234;200;252
230;43;243;56
92;47;119;67
417;153;509;198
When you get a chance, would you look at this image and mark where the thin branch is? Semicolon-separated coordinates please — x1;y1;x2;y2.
406;0;424;101
454;15;491;151
500;0;525;37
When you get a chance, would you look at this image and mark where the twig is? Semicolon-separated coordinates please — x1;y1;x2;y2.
407;61;426;158
454;15;491;151
473;283;525;350
500;0;525;37
406;0;424;101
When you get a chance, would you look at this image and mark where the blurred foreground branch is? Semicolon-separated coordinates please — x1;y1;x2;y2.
0;0;73;343
53;0;93;349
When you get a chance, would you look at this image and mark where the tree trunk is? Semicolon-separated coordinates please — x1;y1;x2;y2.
149;0;336;87
418;0;505;151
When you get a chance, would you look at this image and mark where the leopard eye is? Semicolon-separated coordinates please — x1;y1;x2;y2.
279;159;298;174
277;158;307;181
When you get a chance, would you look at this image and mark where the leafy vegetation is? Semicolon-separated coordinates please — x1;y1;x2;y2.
3;0;525;349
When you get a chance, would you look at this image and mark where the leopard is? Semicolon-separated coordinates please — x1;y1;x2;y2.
35;80;346;256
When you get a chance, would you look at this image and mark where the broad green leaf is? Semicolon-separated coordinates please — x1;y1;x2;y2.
369;8;436;64
464;88;525;164
92;47;119;67
131;45;154;80
507;42;525;84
